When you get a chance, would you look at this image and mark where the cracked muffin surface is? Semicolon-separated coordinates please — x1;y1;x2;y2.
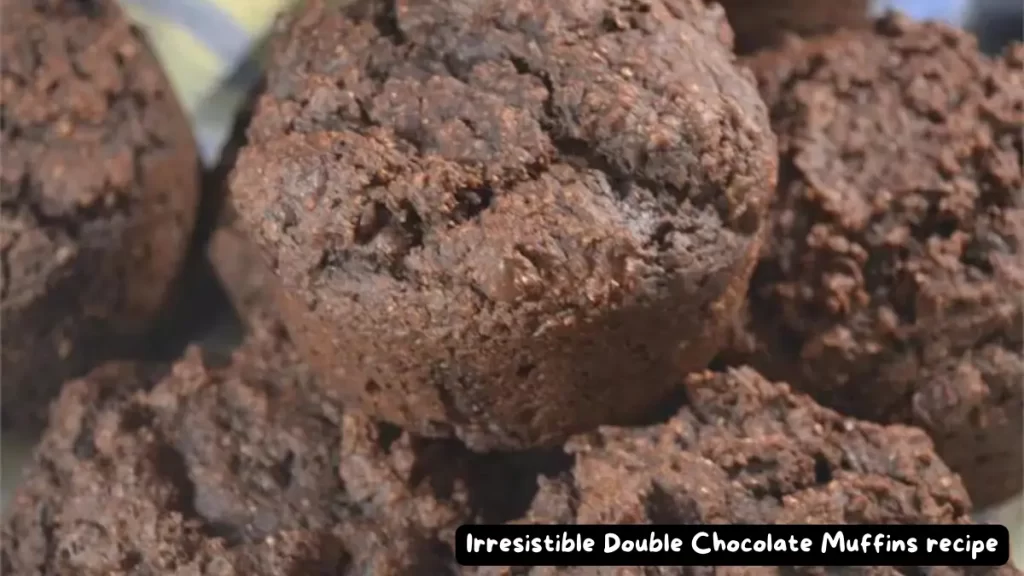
230;0;777;450
721;15;1024;507
0;321;570;575
0;0;200;431
5;326;1009;575
467;367;1019;576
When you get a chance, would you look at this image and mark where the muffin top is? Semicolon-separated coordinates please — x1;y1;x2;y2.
232;0;775;310
737;14;1023;423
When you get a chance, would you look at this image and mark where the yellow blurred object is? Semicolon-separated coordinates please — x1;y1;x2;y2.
118;0;299;116
215;0;301;35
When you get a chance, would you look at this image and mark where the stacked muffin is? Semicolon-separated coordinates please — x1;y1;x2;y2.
2;0;1020;574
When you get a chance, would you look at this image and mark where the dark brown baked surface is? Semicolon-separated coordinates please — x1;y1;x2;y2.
230;0;777;450
721;15;1023;507
469;367;1020;576
6;332;1009;575
712;0;870;53
0;326;475;575
533;367;972;525
0;0;200;431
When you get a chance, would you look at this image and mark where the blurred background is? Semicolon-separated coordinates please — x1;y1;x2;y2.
1;0;1021;565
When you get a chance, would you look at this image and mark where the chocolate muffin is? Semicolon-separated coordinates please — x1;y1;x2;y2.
3;330;1004;576
1;317;576;575
712;0;870;53
230;0;777;450
0;0;200;430
532;367;974;526
0;327;461;575
722;15;1024;507
469;367;1017;576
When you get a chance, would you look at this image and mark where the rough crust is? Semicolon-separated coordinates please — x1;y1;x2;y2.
230;0;776;450
722;15;1024;507
0;0;200;431
468;368;1018;576
5;334;1005;575
0;325;568;575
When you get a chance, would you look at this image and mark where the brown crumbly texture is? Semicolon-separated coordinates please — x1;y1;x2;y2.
470;368;1018;576
5;344;1009;576
0;0;200;431
721;16;1024;507
0;327;485;575
711;0;870;53
231;0;777;450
